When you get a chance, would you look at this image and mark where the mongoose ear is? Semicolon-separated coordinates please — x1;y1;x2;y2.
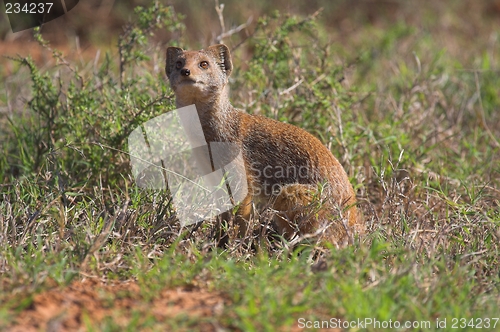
165;46;184;78
207;44;232;77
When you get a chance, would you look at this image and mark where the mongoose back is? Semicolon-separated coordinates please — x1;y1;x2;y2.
166;44;363;247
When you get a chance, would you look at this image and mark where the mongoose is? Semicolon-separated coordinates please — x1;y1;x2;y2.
165;44;363;247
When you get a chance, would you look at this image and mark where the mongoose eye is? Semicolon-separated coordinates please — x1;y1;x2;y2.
200;61;209;69
175;61;183;69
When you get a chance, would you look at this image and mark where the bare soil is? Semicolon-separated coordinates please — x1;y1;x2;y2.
7;278;227;331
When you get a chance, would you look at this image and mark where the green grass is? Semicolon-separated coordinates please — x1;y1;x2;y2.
1;1;499;331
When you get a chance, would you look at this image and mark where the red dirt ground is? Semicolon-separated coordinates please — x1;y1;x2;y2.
7;278;228;331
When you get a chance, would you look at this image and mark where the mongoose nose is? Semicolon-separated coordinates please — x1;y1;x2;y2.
180;68;190;76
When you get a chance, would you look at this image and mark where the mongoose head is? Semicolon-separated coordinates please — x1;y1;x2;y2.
166;44;233;105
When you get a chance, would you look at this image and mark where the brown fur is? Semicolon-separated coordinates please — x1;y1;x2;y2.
166;44;363;247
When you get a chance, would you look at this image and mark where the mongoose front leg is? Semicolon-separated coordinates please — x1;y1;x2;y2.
235;193;253;239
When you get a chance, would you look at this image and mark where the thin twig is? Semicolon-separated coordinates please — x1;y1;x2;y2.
279;79;304;96
215;17;253;44
214;0;225;38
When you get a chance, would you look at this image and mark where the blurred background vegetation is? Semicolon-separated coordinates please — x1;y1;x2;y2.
2;0;500;60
